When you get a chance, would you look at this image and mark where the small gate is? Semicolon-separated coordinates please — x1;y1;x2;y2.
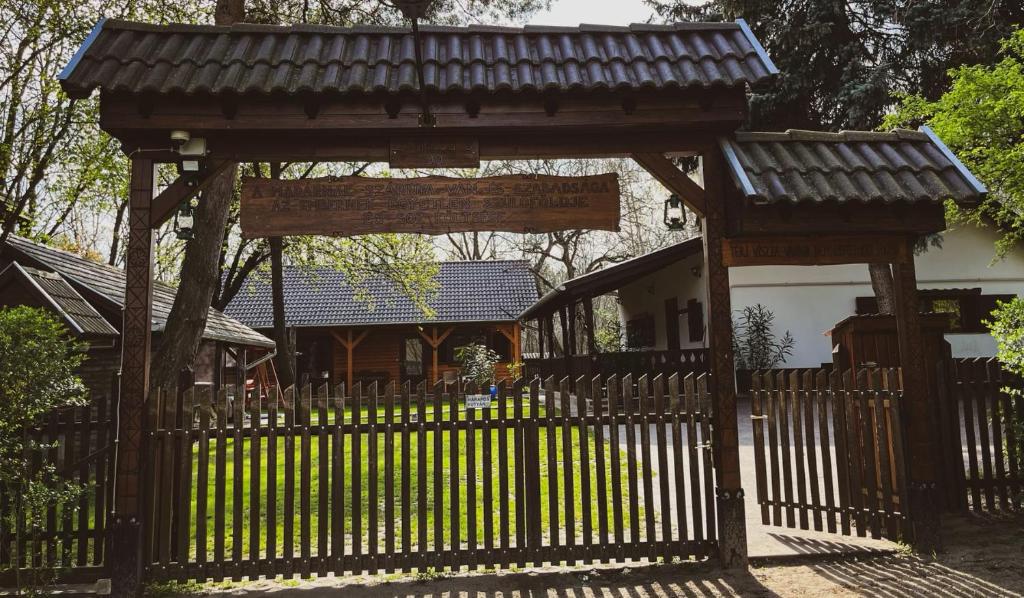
749;368;908;540
142;373;718;582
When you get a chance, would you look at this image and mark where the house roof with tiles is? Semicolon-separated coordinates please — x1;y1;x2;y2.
224;260;538;328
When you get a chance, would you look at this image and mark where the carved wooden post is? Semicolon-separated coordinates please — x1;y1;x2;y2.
110;157;154;597
701;149;748;567
892;242;942;550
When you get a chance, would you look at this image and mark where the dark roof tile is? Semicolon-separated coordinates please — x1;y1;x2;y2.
0;263;119;337
224;260;537;329
719;128;986;205
61;19;777;98
4;236;273;348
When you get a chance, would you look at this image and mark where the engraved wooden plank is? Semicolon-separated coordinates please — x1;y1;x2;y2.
389;136;479;168
722;234;910;267
240;174;621;237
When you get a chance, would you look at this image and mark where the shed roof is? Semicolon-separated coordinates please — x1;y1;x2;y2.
3;236;274;348
719;127;987;205
59;18;777;99
521;237;704;320
0;262;119;338
716;125;987;205
224;260;538;329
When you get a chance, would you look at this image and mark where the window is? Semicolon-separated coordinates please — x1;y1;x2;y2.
855;289;1016;333
626;313;655;348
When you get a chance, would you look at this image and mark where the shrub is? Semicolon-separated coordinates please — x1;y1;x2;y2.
454;343;500;388
732;304;795;370
0;306;88;591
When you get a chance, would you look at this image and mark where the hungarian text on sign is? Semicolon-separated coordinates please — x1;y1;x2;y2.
240;174;620;237
721;235;910;267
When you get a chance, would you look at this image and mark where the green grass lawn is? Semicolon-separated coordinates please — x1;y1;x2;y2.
166;401;650;561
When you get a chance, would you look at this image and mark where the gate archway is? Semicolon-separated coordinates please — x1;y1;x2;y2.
52;14;982;596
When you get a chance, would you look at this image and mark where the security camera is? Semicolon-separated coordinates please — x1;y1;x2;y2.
170;130;190;147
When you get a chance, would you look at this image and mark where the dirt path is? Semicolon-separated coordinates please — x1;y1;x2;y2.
156;513;1024;597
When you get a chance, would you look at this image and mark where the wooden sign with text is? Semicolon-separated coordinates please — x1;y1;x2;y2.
240;174;620;238
722;234;910;267
389;137;479;168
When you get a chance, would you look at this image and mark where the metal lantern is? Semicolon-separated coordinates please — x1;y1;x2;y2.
663;193;686;230
174;198;198;241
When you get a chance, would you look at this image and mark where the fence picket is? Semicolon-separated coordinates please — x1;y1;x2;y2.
815;371;836;534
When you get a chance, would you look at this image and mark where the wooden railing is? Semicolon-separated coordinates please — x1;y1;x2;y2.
524;349;708;383
142;373;718;582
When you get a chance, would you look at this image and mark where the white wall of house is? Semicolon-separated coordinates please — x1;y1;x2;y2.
618;225;1024;367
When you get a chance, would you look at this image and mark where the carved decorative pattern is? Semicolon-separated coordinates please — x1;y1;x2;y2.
116;158;154;517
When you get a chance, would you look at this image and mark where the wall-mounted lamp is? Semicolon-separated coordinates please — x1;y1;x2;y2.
663;193;687;230
174;197;198;241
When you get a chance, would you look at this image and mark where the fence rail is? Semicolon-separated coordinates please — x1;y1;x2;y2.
143;373;718;582
750;368;907;541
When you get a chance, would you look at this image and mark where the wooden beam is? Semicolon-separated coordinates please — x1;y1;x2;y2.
892;242;942;550
330;328;370;392
632;152;706;216
583;297;597;355
702;148;747;568
149;159;232;227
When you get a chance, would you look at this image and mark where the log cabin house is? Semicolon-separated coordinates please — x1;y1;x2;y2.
0;235;275;397
224;260;538;389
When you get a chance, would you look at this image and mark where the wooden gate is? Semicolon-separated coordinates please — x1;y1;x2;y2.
142;373;719;582
749;369;908;541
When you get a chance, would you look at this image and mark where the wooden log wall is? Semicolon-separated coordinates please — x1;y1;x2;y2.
141;373;718;582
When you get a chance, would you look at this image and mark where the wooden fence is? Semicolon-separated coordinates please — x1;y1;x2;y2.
0;384;115;584
939;358;1023;513
750;368;908;541
143;373;718;582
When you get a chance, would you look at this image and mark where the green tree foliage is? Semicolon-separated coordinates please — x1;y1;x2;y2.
732;304;794;370
885;30;1024;258
0;306;88;590
455;343;500;387
648;0;1024;131
988;298;1024;387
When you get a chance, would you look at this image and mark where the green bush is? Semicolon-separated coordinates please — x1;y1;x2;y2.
0;306;88;591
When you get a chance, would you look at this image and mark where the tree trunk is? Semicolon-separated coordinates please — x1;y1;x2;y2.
869;263;896;314
270;236;295;388
150;0;243;392
150;165;237;392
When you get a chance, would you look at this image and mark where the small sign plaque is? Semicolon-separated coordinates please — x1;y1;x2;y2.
722;234;910;267
389;137;480;168
465;395;492;410
240;174;620;238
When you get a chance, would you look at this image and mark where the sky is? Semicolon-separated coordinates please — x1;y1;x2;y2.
526;0;658;27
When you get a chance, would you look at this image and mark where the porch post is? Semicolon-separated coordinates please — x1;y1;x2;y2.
347;329;355;392
536;318;545;360
701;149;748;568
583;297;597;355
111;157;154;597
892;242;942;550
